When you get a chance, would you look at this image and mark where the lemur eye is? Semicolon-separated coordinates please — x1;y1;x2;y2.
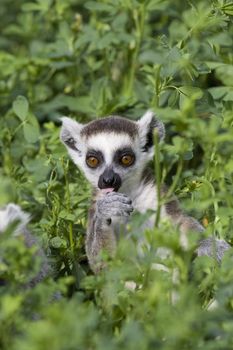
86;156;99;168
120;154;134;167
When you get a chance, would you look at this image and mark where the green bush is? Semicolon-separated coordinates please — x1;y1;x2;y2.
0;0;233;349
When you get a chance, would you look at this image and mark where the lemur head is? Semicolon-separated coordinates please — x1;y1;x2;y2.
60;111;165;193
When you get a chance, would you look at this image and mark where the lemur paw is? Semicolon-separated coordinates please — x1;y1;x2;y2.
197;237;230;263
96;192;133;219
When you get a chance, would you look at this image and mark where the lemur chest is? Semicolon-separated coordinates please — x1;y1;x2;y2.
132;183;166;216
132;184;167;230
132;183;156;213
112;183;167;235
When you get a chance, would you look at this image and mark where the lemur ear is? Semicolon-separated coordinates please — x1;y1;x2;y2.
137;110;165;152
60;117;83;151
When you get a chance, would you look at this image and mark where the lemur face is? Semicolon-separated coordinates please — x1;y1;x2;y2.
60;111;165;192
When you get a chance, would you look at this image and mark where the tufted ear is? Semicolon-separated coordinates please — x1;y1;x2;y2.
137;110;165;152
60;117;83;151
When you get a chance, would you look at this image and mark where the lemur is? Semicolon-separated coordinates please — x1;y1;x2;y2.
0;203;49;286
61;111;230;273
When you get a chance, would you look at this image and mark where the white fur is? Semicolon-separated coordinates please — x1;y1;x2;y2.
137;111;154;158
134;183;166;215
61;121;151;189
137;110;155;131
60;113;163;193
0;203;30;235
131;181;167;229
133;182;158;213
60;117;83;135
137;110;165;147
69;132;139;188
87;133;133;165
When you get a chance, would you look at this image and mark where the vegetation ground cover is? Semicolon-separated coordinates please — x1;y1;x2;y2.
0;1;233;349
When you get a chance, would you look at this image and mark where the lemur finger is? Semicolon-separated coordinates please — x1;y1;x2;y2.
97;202;134;216
97;200;132;209
103;202;133;210
102;193;132;204
104;208;133;217
106;192;129;198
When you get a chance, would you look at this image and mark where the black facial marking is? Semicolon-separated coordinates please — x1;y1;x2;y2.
142;117;165;152
106;218;112;225
98;168;122;191
114;147;136;167
142;119;155;152
64;137;78;151
86;150;104;168
141;167;154;185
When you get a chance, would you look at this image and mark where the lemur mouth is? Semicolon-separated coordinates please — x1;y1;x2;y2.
98;170;121;193
100;188;115;194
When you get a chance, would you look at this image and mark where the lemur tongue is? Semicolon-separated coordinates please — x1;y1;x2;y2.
100;188;114;194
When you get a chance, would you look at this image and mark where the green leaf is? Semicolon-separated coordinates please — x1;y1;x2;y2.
40;94;94;115
22;3;42;11
22;0;52;12
183;151;193;160
179;86;203;109
179;86;203;99
13;96;29;121
215;64;233;86
223;89;233;102
84;1;115;12
49;237;67;249
23;119;40;143
0;178;16;205
147;0;168;11
208;87;229;100
22;157;51;182
222;3;233;16
59;210;75;221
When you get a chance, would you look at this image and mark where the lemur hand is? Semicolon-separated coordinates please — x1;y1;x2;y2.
197;237;230;263
96;192;133;220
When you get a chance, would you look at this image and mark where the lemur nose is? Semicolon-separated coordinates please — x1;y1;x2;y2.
103;173;114;186
98;169;122;191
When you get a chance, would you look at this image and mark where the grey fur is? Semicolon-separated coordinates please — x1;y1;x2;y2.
60;111;231;273
86;205;116;273
0;203;50;286
141;116;165;151
85;192;133;273
96;192;133;219
81;116;138;139
0;203;30;235
151;117;165;141
197;237;230;263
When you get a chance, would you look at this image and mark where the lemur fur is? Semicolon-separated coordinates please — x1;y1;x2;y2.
0;203;49;286
60;111;230;273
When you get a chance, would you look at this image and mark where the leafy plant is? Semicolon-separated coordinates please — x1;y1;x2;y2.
0;0;233;349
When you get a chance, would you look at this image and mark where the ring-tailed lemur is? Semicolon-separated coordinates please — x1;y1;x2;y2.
0;203;49;286
60;111;230;273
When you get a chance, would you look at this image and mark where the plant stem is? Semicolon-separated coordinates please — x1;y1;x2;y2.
192;176;219;237
125;4;145;97
62;158;74;253
154;130;162;227
164;158;183;202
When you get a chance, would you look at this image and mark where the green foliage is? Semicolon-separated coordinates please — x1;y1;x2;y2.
0;0;233;349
